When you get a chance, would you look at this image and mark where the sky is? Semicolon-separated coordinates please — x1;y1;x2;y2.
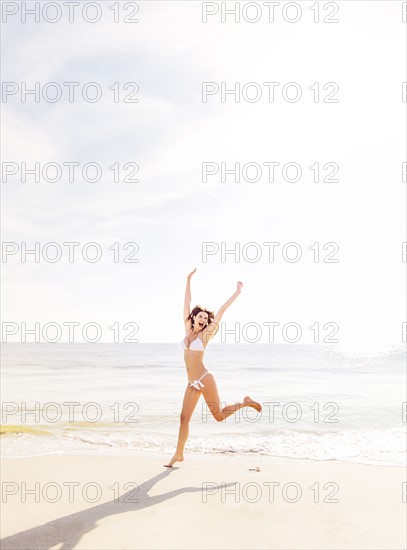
1;0;405;346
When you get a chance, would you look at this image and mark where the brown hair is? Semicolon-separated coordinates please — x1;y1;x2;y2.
185;305;216;330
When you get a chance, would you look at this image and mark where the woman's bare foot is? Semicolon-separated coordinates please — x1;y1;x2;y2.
243;396;262;412
163;453;184;467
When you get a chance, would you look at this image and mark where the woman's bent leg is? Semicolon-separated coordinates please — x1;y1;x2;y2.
201;374;262;422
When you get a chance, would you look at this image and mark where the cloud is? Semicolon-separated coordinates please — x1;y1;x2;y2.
1;1;404;344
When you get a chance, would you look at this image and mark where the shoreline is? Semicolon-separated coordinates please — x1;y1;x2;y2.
1;453;406;549
2;448;405;468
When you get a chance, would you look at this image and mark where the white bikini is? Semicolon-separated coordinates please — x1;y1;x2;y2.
181;330;213;390
181;331;205;352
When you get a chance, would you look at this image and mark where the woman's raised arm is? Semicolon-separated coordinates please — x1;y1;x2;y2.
183;268;196;322
213;281;243;326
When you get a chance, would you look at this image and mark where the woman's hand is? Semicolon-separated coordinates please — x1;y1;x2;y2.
187;268;197;279
236;281;243;293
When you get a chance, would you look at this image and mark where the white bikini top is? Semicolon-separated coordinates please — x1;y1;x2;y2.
181;329;205;351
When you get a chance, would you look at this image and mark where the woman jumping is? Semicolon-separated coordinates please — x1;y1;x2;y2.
164;268;262;467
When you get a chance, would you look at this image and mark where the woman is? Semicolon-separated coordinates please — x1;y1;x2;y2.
164;268;262;467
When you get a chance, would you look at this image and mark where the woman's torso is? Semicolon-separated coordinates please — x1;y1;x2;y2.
181;329;208;378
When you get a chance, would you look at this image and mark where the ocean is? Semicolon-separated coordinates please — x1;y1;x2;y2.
1;343;405;466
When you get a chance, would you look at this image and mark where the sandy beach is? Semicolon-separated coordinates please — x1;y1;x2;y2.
1;453;405;550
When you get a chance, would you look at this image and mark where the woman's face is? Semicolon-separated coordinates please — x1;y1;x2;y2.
193;311;209;330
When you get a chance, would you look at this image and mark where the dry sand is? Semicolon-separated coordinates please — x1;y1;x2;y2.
1;453;405;549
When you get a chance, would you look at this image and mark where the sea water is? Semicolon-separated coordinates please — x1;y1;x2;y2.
1;343;405;466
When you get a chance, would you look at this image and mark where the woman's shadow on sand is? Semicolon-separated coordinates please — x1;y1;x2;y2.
1;467;237;550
